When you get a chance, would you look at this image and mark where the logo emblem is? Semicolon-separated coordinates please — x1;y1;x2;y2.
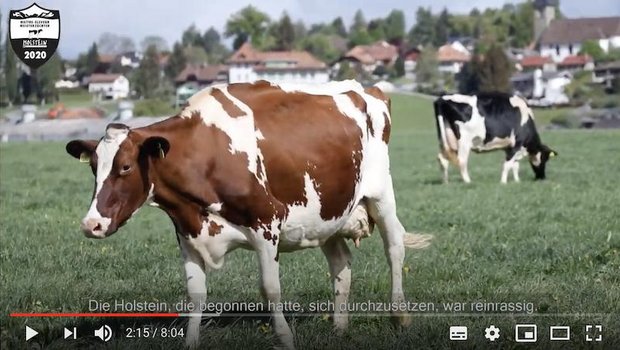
9;3;60;69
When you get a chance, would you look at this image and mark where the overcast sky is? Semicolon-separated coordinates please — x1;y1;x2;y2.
2;0;619;59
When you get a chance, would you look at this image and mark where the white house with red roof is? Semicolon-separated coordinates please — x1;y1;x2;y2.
436;43;471;74
227;43;329;84
87;73;129;100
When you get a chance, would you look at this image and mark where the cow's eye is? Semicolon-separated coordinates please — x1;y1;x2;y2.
120;165;131;175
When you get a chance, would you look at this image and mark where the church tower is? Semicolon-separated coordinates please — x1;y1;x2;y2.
533;0;558;42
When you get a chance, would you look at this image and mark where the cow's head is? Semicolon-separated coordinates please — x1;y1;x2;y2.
66;124;169;238
529;144;557;180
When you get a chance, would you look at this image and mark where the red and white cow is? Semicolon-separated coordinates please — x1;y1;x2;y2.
66;80;431;348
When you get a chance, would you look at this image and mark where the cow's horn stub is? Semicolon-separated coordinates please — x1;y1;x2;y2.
105;123;130;140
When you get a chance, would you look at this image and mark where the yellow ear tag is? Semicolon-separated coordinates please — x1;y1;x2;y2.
158;144;165;159
549;152;556;158
79;152;90;163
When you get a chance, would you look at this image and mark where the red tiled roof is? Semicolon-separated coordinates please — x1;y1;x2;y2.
175;64;228;83
345;41;399;65
520;55;553;67
558;54;593;66
89;73;122;83
437;44;470;62
228;42;326;69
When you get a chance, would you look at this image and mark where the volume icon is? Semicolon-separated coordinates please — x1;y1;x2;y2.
94;325;112;342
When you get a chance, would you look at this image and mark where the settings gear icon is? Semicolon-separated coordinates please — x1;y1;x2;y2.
485;325;501;341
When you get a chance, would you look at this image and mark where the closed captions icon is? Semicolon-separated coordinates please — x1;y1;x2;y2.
449;326;468;340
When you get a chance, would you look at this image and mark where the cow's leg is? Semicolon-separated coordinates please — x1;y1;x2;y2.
501;148;520;184
367;179;411;327
512;161;521;182
255;238;295;349
178;236;206;349
457;141;472;183
321;237;352;331
437;151;450;184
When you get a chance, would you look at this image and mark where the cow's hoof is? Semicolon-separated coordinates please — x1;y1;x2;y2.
391;313;412;328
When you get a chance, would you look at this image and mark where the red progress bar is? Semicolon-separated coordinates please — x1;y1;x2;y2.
10;313;180;317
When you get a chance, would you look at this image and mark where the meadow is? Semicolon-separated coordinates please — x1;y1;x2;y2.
1;94;619;349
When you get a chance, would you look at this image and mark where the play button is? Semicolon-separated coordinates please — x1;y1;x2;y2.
25;326;38;341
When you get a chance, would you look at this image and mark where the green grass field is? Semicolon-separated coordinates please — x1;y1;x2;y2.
1;94;619;349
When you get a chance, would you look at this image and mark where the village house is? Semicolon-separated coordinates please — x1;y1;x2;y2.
511;69;572;106
437;43;470;74
519;55;556;72
338;41;399;74
227;43;329;84
403;48;421;79
174;64;228;107
87;73;130;100
539;16;620;62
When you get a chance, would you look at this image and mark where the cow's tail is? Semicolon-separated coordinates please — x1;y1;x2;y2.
433;99;459;165
403;231;434;249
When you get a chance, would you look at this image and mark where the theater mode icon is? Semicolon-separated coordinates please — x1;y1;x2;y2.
549;326;570;341
449;326;468;340
515;324;537;343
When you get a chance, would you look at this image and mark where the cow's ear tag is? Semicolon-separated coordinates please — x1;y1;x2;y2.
549;151;556;158
158;144;166;159
79;152;90;163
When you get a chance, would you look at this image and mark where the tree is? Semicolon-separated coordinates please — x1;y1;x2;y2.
141;36;169;52
477;44;512;93
274;12;296;50
457;55;482;94
414;47;439;91
4;27;20;104
336;61;357;80
36;52;63;104
182;24;204;47
384;10;406;45
299;34;340;63
579;40;605;61
331;17;347;37
203;27;221;52
408;7;436;46
165;42;186;80
184;45;209;65
134;45;161;98
393;55;405;77
293;20;308;41
348;10;372;47
434;8;451;46
368;19;386;42
202;27;229;63
225;5;271;50
510;1;534;47
97;32;135;54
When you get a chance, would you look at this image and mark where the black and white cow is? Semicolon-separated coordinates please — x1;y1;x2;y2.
433;93;557;183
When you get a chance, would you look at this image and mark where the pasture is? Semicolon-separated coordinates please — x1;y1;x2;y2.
1;94;619;349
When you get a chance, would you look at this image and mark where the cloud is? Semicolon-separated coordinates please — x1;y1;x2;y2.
2;0;619;59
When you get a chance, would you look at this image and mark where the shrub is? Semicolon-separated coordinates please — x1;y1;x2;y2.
134;98;175;117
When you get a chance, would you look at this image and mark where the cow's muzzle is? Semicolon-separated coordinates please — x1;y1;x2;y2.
81;217;111;238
